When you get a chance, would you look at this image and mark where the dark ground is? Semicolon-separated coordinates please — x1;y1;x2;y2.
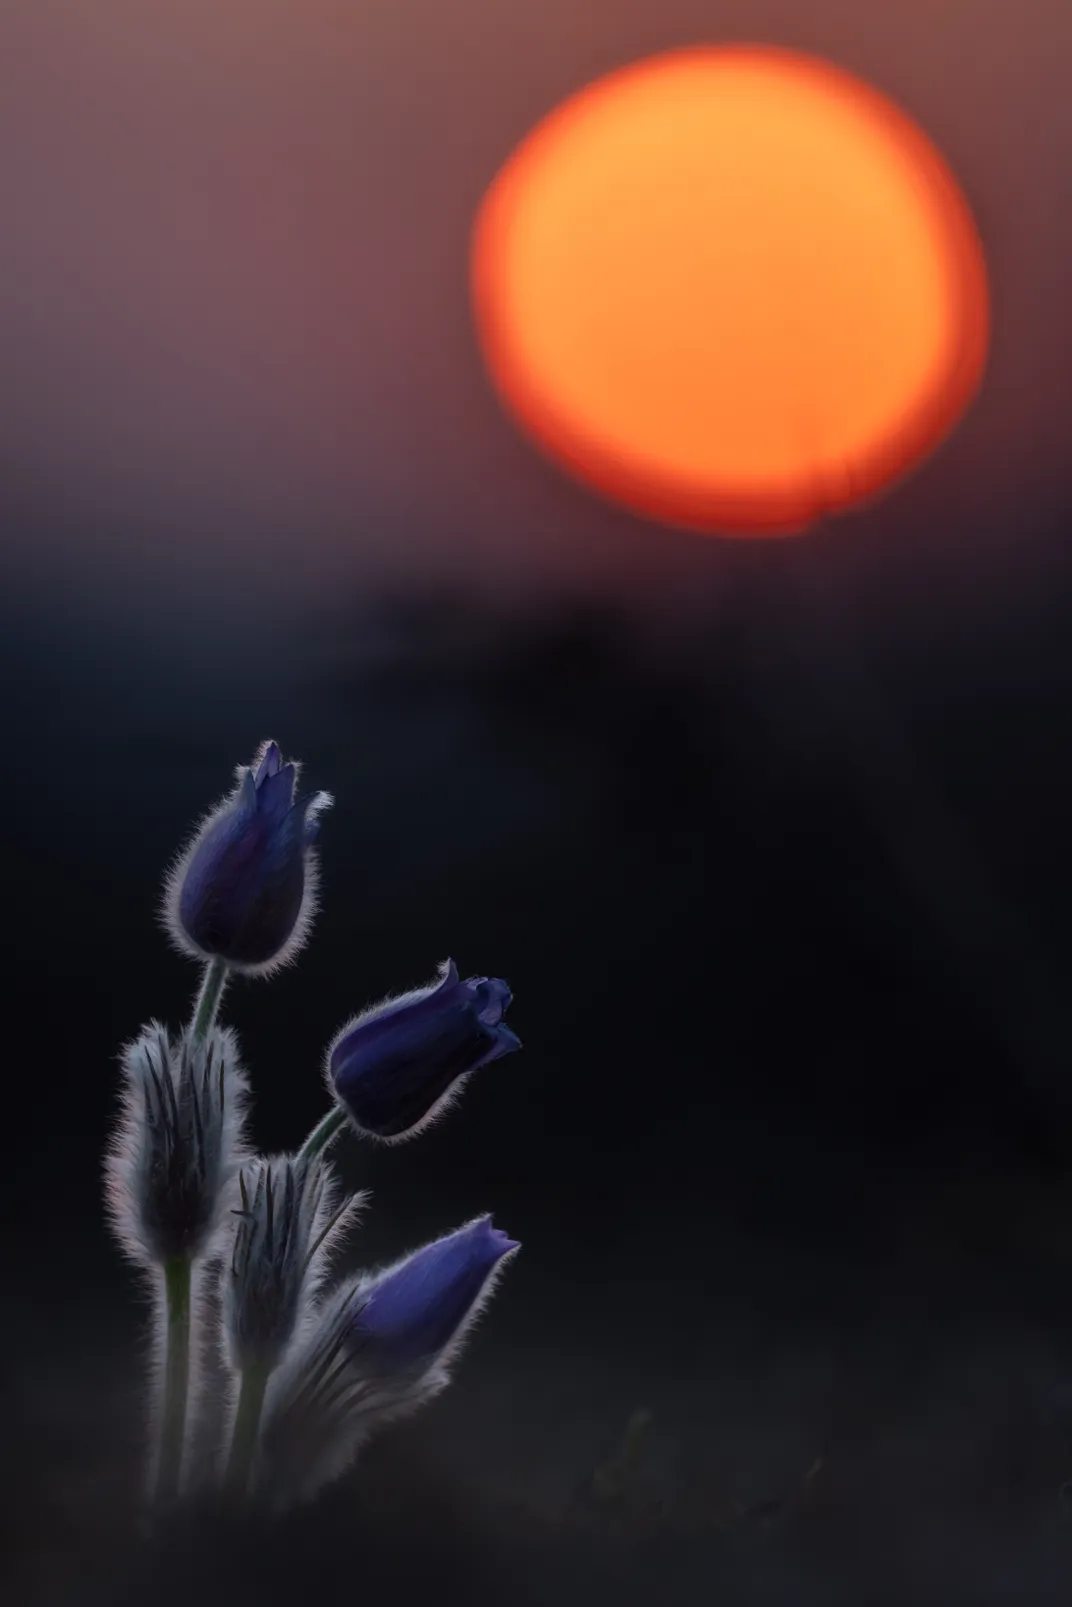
7;566;1072;1603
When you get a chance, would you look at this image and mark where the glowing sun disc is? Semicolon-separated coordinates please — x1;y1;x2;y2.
470;45;990;537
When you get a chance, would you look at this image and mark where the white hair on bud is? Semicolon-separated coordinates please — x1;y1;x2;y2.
216;1154;367;1490
103;1021;251;1268
221;1151;368;1374
103;1021;252;1496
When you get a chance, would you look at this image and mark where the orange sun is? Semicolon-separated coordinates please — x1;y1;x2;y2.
470;45;990;537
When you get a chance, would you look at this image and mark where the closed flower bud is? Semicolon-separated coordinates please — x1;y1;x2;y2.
326;960;521;1142
163;741;333;977
259;1215;519;1507
105;1022;250;1267
223;1153;366;1374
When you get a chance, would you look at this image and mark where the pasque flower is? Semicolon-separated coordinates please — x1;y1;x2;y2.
326;960;520;1141
351;1214;519;1367
223;1153;365;1373
163;741;332;976
106;736;526;1517
219;1153;366;1500
259;1216;519;1506
105;1020;252;1505
105;1021;250;1267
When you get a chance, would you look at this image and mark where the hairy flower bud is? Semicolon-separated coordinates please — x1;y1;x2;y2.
163;740;332;977
105;1022;250;1267
326;961;520;1142
258;1215;518;1507
223;1153;366;1374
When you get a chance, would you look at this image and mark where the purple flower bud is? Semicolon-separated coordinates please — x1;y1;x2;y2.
163;741;333;977
353;1215;520;1369
326;961;521;1142
259;1216;518;1507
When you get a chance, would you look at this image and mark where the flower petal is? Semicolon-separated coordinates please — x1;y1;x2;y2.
257;762;298;825
471;977;512;1025
254;741;284;786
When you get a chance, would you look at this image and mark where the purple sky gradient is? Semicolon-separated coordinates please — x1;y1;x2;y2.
0;0;1069;614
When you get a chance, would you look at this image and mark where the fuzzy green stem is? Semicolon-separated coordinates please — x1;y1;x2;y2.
154;1255;192;1507
191;956;229;1043
298;1105;348;1164
224;1362;270;1504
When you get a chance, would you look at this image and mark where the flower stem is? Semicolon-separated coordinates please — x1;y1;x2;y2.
191;956;229;1042
298;1105;348;1164
224;1362;270;1504
154;1254;192;1507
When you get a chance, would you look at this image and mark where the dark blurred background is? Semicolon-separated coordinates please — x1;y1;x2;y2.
3;1;1072;1603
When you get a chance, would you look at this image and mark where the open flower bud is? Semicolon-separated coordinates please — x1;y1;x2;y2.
327;961;520;1142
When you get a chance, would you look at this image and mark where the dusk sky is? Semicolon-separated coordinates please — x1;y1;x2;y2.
4;5;1072;1605
1;0;1070;615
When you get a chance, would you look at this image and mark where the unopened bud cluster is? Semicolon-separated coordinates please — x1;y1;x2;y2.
105;1022;250;1267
